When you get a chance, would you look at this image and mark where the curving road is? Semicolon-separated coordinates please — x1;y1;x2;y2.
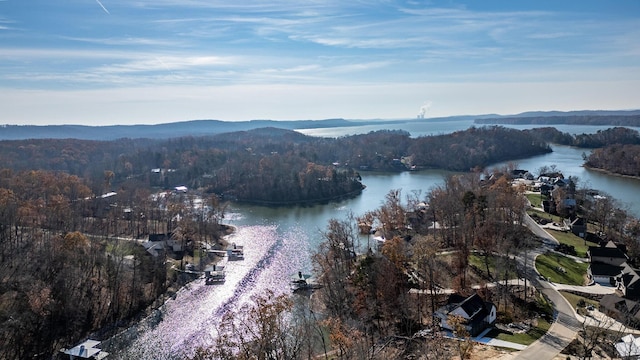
515;280;581;359
515;213;581;359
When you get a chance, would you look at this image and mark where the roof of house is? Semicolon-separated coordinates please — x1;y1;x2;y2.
61;339;108;359
588;245;628;260
621;263;640;290
441;293;492;321
616;335;640;358
601;294;640;320
590;262;623;277
570;217;586;226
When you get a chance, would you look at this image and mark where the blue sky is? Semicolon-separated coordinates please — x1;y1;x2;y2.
1;0;639;125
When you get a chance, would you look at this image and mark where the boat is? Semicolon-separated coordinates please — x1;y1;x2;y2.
204;264;226;284
227;243;244;261
290;271;322;292
60;339;109;359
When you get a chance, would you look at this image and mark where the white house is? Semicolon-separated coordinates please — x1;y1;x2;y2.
434;292;497;337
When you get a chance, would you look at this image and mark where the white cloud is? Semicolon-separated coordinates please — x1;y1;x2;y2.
0;1;638;124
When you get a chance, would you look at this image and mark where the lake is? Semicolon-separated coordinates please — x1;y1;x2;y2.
114;119;640;359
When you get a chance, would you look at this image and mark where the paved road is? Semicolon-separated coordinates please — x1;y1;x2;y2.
515;212;580;359
515;281;582;360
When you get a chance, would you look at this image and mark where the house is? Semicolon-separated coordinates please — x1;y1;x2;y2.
564;216;587;238
588;262;622;286
511;169;533;180
587;241;630;286
143;232;186;258
539;184;554;197
588;241;629;267
617;263;640;299
434;293;496;337
600;294;640;328
615;334;640;359
588;241;640;298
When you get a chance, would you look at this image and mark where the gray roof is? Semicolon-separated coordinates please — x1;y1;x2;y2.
590;262;623;277
588;246;628;260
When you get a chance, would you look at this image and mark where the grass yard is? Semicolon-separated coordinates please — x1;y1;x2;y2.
559;291;599;310
525;193;547;208
469;253;518;280
526;209;563;224
535;252;589;286
547;229;590;258
487;317;552;345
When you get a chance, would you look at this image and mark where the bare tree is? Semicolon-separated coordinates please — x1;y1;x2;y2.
209;290;307;360
313;218;357;320
412;235;444;324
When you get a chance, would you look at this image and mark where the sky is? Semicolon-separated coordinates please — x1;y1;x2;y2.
1;0;639;125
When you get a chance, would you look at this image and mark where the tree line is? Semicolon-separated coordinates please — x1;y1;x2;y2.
0;126;550;204
584;144;640;177
525;126;640;148
523;127;640;177
477;114;640;127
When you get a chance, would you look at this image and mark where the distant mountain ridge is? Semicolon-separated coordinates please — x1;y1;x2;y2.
1;110;638;140
474;109;640;126
0;119;353;141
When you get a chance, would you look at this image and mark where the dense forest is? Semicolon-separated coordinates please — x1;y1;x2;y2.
525;126;640;148
0;169;229;358
0;126;550;204
585;144;640;177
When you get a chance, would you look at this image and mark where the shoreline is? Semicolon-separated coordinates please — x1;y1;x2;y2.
231;187;365;207
583;165;640;181
96;224;236;356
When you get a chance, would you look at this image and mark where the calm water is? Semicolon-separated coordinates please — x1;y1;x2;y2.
115;120;640;358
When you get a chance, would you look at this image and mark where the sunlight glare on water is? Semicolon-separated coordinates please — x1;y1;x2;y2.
114;223;310;359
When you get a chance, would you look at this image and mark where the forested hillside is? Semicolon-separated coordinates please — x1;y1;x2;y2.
0;170;216;358
525;127;640;148
585;144;640;177
0;126;550;204
476;112;640;126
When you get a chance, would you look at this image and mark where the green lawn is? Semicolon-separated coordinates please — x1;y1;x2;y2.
535;253;588;285
526;209;563;224
559;291;599;310
487;317;552;345
547;229;589;258
525;193;547;208
469;253;518;280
